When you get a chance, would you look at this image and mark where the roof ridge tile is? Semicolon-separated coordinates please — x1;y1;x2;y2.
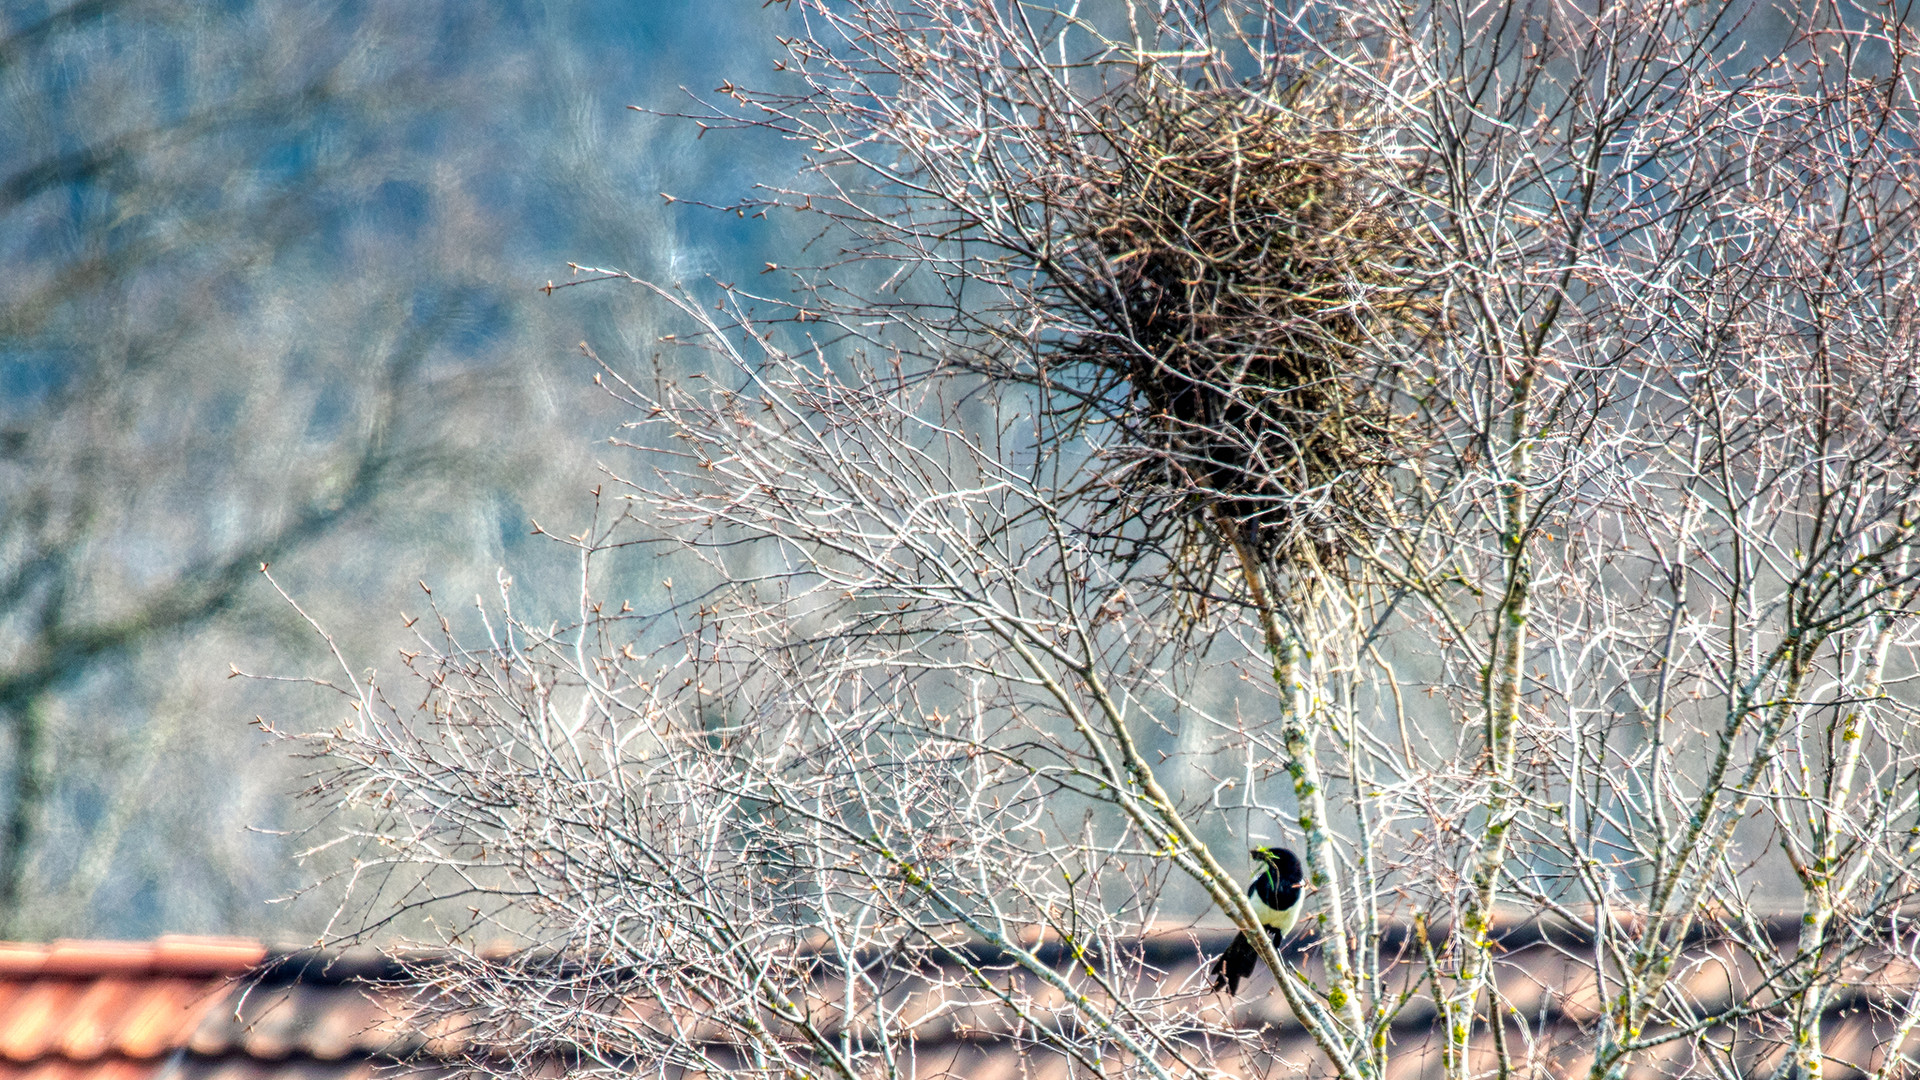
0;939;265;980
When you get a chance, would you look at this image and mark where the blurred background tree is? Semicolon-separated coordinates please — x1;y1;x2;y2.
0;0;787;940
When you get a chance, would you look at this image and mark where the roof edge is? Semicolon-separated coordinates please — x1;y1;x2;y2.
0;935;267;978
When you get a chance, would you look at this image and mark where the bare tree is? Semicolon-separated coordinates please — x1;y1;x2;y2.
283;1;1920;1078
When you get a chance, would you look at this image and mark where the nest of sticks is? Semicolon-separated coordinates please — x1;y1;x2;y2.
1047;82;1426;590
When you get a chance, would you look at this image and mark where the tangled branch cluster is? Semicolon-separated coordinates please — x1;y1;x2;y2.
1063;83;1423;570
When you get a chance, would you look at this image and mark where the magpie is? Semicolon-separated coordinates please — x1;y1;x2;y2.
1209;846;1304;994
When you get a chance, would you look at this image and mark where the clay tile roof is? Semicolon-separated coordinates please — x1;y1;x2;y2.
0;938;429;1080
5;924;1919;1080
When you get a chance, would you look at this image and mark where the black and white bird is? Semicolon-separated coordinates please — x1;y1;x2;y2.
1209;846;1304;995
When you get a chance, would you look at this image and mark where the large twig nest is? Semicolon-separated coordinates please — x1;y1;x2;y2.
1045;79;1427;588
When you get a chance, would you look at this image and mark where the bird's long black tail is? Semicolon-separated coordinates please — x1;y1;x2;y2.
1208;925;1286;995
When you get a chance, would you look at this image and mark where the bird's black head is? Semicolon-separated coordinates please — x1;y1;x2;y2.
1249;846;1303;883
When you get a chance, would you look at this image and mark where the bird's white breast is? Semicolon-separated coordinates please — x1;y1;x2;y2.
1251;890;1299;932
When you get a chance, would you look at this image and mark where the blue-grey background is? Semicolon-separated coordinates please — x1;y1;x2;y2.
0;0;799;941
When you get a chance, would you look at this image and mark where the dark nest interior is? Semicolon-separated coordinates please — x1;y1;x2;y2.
1042;81;1426;597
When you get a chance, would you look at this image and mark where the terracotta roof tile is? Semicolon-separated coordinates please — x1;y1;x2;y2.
149;940;267;978
0;939;264;981
111;981;222;1060
49;978;137;1060
180;1022;232;1059
293;999;364;1064
37;944;159;979
231;986;303;1062
0;981;84;1062
0;937;392;1080
2;930;1917;1079
0;952;48;980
